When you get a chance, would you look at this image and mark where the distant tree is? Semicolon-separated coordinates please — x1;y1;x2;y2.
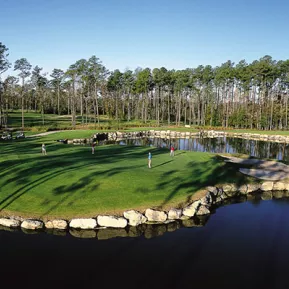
122;69;135;121
2;76;18;126
50;68;64;115
31;66;49;124
279;60;289;128
87;56;107;126
107;69;123;122
75;58;88;123
135;68;152;122
0;42;11;127
0;42;10;75
2;42;289;130
14;58;32;129
31;65;43;111
65;64;78;128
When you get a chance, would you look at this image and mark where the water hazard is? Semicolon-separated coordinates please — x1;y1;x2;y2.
2;197;289;289
112;136;289;161
4;136;289;288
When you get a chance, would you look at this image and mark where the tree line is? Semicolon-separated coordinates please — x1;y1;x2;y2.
1;41;289;130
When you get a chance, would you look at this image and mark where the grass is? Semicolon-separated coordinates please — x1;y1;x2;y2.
225;129;289;135
7;112;72;128
35;130;102;139
121;126;199;132
0;135;253;219
5;111;289;136
6;111;162;131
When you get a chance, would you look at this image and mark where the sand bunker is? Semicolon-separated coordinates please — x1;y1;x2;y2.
220;155;289;180
239;168;289;181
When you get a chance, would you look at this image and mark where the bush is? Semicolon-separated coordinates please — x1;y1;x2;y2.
46;126;72;132
29;126;46;132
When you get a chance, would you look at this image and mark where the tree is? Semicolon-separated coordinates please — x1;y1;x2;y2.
122;69;135;122
2;76;18;126
75;58;88;123
3;43;289;130
31;65;43;111
14;58;32;129
87;56;108;126
107;69;123;123
31;66;49;124
50;68;64;115
65;64;78;128
0;42;11;128
279;60;289;128
135;68;152;123
0;42;10;75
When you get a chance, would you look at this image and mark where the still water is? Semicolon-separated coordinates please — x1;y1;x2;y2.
113;136;289;161
2;198;289;289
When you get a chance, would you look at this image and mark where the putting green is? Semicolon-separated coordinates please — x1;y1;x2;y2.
0;135;250;219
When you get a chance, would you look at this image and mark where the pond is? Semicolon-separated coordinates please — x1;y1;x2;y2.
108;136;289;161
2;197;289;289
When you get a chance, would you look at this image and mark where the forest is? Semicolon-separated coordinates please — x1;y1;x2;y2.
1;41;289;130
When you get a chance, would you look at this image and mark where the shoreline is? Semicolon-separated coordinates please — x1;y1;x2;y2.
0;180;287;238
2;129;289;238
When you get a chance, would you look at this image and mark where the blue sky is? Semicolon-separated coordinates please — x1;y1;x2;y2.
1;0;289;76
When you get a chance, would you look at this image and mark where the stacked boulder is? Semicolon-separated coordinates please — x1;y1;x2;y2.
2;180;289;240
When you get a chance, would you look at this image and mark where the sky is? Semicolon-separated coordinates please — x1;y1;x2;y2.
1;0;289;77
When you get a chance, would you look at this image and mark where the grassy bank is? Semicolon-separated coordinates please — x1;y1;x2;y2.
0;136;252;219
225;129;289;135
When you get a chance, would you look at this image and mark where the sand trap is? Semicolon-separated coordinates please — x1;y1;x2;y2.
239;168;289;181
220;155;289;180
220;155;289;172
26;130;74;138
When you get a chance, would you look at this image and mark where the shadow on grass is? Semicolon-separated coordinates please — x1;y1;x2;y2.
7;113;72;128
0;139;263;217
7;112;111;128
152;155;256;209
0;163;91;212
0;142;163;215
153;159;174;168
39;173;102;217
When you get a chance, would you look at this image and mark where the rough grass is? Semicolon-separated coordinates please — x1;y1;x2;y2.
226;129;289;135
0;135;253;219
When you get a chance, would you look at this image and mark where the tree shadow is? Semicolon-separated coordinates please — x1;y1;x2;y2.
40;173;101;217
0;141;155;217
0;163;90;212
0;139;262;218
153;160;174;168
152;155;255;209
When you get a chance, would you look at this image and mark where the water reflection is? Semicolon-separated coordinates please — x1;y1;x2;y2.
108;137;289;161
3;198;289;289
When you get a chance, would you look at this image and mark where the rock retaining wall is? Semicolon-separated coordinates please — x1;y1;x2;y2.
2;180;289;239
68;130;289;145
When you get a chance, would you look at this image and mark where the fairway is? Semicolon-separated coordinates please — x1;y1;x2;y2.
0;134;250;219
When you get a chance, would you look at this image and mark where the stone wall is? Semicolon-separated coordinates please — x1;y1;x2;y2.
68;130;289;145
1;180;289;239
